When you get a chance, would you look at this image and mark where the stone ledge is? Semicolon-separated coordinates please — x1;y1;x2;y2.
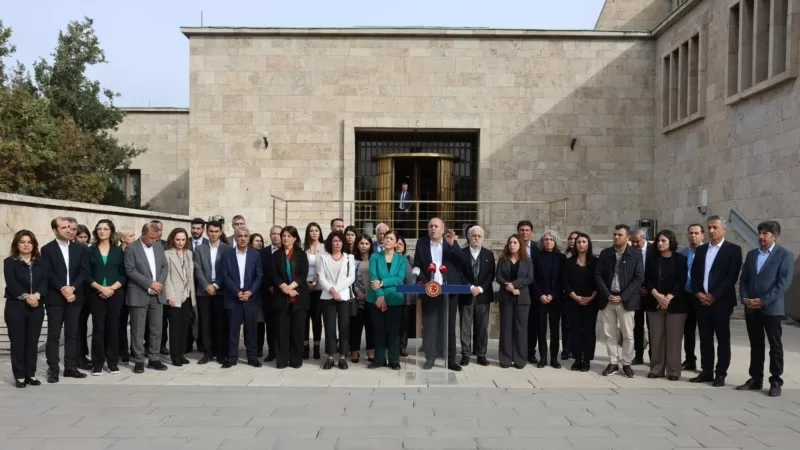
121;107;190;114
0;192;192;222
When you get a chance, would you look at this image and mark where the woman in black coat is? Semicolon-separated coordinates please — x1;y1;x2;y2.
562;232;598;372
496;234;535;369
531;230;567;368
3;230;47;387
644;230;688;381
269;226;310;369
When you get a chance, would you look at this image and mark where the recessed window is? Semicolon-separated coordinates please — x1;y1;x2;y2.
113;169;142;208
661;31;704;131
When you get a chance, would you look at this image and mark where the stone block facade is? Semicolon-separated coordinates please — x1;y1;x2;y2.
595;0;674;31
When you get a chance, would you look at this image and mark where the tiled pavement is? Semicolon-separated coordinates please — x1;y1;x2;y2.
0;320;798;449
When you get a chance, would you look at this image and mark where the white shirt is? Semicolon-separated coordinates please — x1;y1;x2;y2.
192;239;203;250
209;243;219;282
640;242;648;267
526;242;531;257
236;248;248;290
430;240;444;284
57;239;70;285
703;239;725;293
271;245;279;254
142;241;157;281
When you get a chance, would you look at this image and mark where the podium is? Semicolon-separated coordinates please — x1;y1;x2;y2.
396;264;472;386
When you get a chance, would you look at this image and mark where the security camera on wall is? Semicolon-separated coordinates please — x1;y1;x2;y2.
697;189;708;215
262;130;269;149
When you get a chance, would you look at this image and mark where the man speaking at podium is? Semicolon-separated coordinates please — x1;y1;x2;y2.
413;217;471;371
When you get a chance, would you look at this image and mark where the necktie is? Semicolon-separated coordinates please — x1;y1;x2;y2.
399;192;405;209
685;250;694;292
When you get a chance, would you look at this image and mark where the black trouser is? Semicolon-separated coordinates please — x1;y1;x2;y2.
276;304;307;367
537;301;561;362
89;289;124;369
560;307;570;355
527;292;539;359
322;300;351;356
161;306;170;349
421;294;458;364
370;303;403;365
569;305;598;362
4;301;45;379
498;300;530;367
227;301;258;362
399;304;415;350
349;304;374;351
262;297;276;355
119;301;130;360
745;311;783;385
167;300;192;362
197;295;227;359
78;301;91;360
634;306;650;360
305;290;323;345
45;301;82;372
683;302;697;363
696;305;732;378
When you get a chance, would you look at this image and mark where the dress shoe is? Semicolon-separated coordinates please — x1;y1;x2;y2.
247;359;262;368
108;366;120;374
622;365;635;378
80;358;93;370
276;363;288;369
527;355;538;365
735;378;763;391
389;363;401;370
63;368;87;379
47;371;59;383
668;375;679;381
477;356;490;366
647;373;661;379
580;361;591;372
768;382;782;397
198;356;211;365
689;372;713;383
513;363;525;370
570;360;582;371
351;352;360;363
712;376;725;387
120;356;130;365
25;377;41;386
147;360;168;371
500;363;510;369
602;364;619;376
171;360;184;367
422;361;434;370
550;360;561;369
322;359;334;370
15;379;26;388
221;362;232;369
460;356;470;366
681;360;697;371
447;362;462;372
536;360;546;368
290;362;302;369
216;356;226;364
560;351;571;360
160;347;169;356
631;356;644;366
399;348;408;357
368;361;386;369
265;352;276;362
181;357;190;364
133;362;145;374
338;360;349;370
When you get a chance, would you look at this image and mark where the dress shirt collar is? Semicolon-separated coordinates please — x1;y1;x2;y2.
759;243;775;255
236;246;248;255
709;238;725;249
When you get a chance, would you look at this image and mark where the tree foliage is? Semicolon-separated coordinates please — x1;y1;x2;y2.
0;18;146;207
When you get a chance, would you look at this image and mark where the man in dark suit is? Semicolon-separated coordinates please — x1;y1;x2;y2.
412;217;471;371
678;224;705;371
395;182;412;237
186;217;209;353
41;217;89;383
458;225;495;367
689;215;742;387
516;220;540;364
737;220;794;397
630;228;656;365
193;220;231;364
259;225;283;362
594;224;644;378
220;227;264;368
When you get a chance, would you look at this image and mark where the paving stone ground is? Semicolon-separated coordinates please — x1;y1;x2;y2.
1;320;798;449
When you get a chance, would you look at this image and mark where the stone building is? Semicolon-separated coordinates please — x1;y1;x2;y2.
116;0;800;260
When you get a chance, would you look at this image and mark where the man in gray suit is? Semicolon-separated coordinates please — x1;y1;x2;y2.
737;220;794;397
194;220;231;364
125;222;169;373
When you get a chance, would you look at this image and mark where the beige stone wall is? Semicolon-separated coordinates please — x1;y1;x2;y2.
595;0;674;31
653;1;800;314
0;193;192;318
186;29;656;241
115;108;190;215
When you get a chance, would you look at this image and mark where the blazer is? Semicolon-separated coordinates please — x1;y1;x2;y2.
86;244;126;288
367;251;408;306
594;245;644;311
412;236;471;286
397;190;413;210
221;247;263;310
3;257;47;306
691;240;743;313
193;241;231;296
678;246;699;294
562;256;599;310
164;249;197;307
739;245;794;316
269;247;310;311
459;246;496;305
317;253;356;301
124;239;168;307
40;239;88;305
531;250;566;305
495;257;534;305
643;252;688;314
260;246;280;305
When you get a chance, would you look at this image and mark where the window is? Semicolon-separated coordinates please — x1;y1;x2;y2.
113;169;141;208
726;0;795;103
661;31;704;132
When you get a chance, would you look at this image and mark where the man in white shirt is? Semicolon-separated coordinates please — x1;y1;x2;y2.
193;220;231;364
259;226;283;362
458;226;495;366
630;228;653;365
374;223;388;253
395;182;412;236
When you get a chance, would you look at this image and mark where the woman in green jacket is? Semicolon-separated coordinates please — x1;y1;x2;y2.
367;230;408;370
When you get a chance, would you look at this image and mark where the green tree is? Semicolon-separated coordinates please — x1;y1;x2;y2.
0;18;146;207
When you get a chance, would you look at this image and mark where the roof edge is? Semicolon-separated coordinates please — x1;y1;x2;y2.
121;107;190;114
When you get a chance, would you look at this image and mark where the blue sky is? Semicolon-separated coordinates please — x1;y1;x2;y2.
2;0;606;107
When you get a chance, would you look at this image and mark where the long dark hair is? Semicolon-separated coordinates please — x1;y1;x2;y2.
396;235;408;256
10;230;40;260
343;225;358;254
303;222;325;250
92;219;119;246
569;232;596;261
501;234;528;261
354;233;374;261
